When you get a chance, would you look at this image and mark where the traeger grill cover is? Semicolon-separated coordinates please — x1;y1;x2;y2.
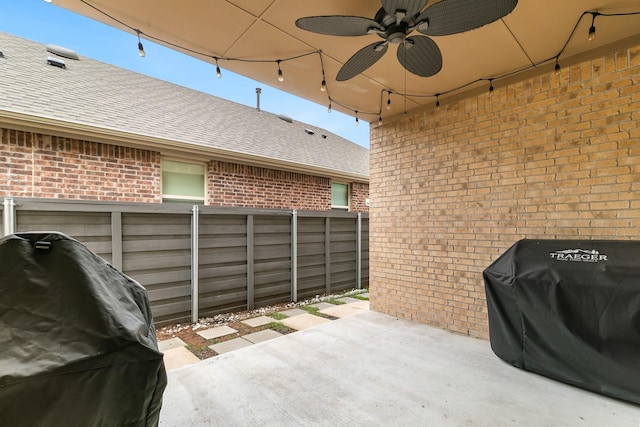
483;239;640;404
0;232;167;426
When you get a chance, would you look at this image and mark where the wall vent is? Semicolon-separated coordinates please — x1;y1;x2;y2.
47;56;66;69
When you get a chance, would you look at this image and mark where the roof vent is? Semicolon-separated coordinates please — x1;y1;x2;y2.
304;128;315;135
0;51;4;59
46;56;66;69
278;114;293;123
322;134;328;139
46;44;79;60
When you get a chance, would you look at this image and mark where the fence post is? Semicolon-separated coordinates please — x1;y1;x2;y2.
291;210;298;302
2;197;16;237
190;205;200;323
356;212;362;289
325;217;331;293
246;214;255;310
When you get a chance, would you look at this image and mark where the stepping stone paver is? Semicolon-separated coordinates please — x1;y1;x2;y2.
280;313;332;331
197;325;237;340
162;346;201;371
158;337;187;352
308;302;336;310
320;301;368;318
241;316;276;327
209;337;253;354
277;308;307;317
243;329;283;344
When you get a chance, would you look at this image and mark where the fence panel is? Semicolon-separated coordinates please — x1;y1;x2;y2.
296;216;327;299
197;214;248;317
361;217;370;288
253;215;292;307
121;212;192;325
329;217;357;292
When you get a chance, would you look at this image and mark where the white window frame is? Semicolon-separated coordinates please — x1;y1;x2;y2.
331;182;350;211
161;158;207;204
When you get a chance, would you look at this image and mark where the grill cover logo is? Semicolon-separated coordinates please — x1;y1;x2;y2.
549;249;608;262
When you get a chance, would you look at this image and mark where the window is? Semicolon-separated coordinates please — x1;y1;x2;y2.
162;159;206;204
331;182;349;210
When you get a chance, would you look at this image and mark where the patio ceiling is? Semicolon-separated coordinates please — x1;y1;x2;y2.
53;0;640;123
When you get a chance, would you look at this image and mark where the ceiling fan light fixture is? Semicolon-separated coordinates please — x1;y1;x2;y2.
416;19;429;32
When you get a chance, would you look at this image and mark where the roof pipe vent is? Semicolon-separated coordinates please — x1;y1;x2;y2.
255;87;261;111
46;44;79;60
278;114;293;123
305;129;315;135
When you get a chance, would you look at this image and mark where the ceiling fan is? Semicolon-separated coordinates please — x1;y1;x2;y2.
295;0;518;81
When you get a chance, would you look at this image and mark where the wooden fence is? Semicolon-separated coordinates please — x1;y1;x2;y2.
2;197;369;326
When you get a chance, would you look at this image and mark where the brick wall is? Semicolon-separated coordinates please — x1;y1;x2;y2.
1;130;160;202
1;130;369;211
369;44;640;339
208;160;332;210
350;182;369;212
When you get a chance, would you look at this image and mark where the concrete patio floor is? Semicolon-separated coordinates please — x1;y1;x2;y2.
159;310;639;426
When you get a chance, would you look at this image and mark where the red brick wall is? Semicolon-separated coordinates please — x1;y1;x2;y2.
350;182;369;212
1;130;369;211
1;130;160;202
208;160;333;210
369;44;640;339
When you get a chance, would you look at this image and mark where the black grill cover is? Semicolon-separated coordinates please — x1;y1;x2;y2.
483;239;640;404
0;232;166;426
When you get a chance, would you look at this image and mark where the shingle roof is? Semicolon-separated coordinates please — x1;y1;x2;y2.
0;32;368;180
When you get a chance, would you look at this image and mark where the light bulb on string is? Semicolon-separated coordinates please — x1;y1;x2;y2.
327;102;332;113
355;111;359;126
386;92;392;110
488;79;494;97
320;78;326;92
588;13;597;41
277;60;284;82
378;116;383;125
215;57;222;78
136;30;146;57
554;58;561;75
435;94;440;110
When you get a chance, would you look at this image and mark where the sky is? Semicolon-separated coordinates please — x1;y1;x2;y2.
0;0;370;148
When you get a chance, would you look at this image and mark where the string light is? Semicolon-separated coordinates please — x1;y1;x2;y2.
136;30;145;57
588;12;598;41
378;116;383;125
554;58;561;75
214;57;222;78
320;78;326;92
435;94;440;110
327;102;332;113
488;79;494;97
386;92;392;110
277;60;284;82
355;111;359;126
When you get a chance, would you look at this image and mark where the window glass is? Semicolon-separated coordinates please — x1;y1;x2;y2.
331;182;349;210
162;159;205;203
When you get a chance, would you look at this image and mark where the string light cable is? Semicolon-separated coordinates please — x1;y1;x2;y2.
75;0;640;124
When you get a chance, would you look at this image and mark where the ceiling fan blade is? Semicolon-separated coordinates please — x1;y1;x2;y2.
416;0;517;36
295;16;382;36
397;36;442;77
336;42;388;81
381;0;429;18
